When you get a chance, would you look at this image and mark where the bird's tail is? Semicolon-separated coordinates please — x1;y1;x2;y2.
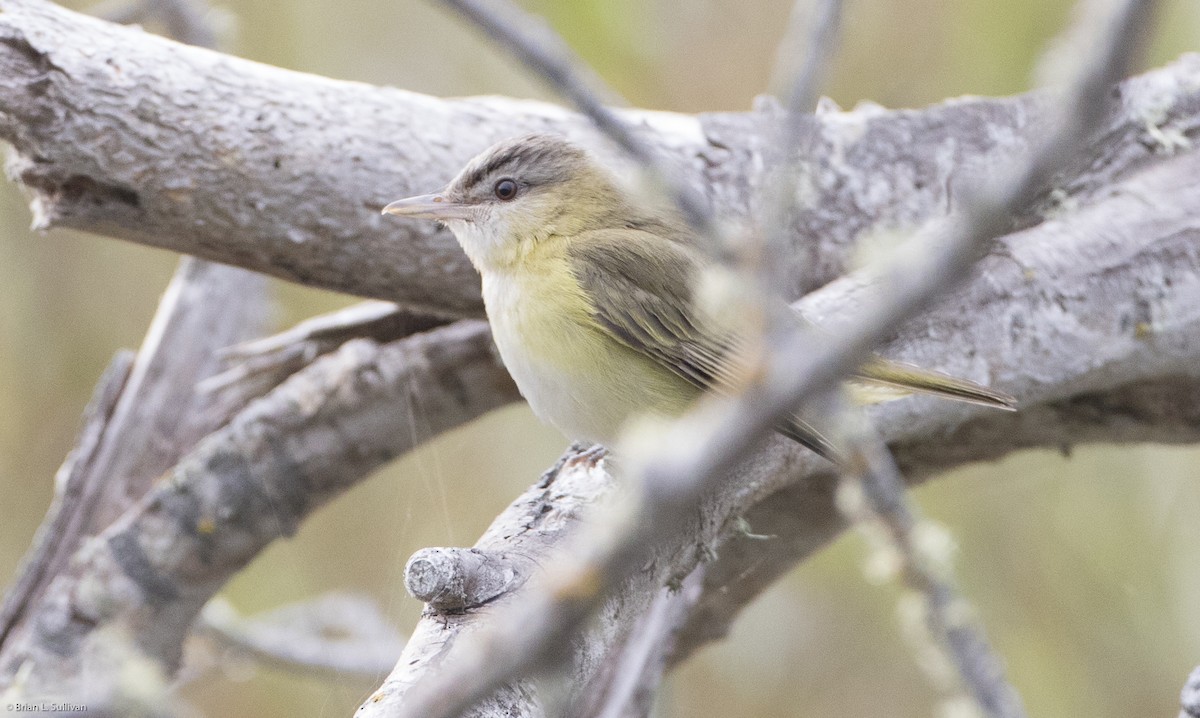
776;415;844;463
850;357;1016;410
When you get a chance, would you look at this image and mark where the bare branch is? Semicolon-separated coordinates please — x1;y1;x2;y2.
195;594;404;680
367;138;1200;713
771;0;844;115
0;259;268;670
575;569;705;718
1181;665;1200;718
149;0;218;48
1;0;1194;312
202;301;452;405
0;322;519;696
0;351;133;649
839;425;1024;718
757;0;843;291
0;4;272;712
673;142;1200;662
91;0;219;47
404;547;534;612
746;0;1158;465
808;6;1158;714
0;1;1193;712
360;1;1162;715
753;0;849;297
362;447;617;718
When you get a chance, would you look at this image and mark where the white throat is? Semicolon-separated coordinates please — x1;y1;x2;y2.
445;212;523;271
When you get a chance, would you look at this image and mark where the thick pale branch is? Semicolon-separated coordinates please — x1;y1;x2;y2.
371;2;1162;714
1;0;1196;311
1;0;1198;712
0;258;268;678
0;321;519;696
672;142;1200;659
371;145;1200;716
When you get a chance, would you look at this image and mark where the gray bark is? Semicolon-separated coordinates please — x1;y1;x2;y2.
4;0;1194;313
364;145;1200;718
0;0;1198;714
0;320;518;697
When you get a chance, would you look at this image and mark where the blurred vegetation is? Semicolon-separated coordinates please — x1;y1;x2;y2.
1;0;1198;716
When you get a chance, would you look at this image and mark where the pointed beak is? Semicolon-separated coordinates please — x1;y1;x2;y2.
381;193;475;221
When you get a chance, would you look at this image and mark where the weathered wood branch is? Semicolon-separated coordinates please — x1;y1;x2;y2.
196;593;405;680
366;147;1200;716
1;0;1198;713
676;142;1200;661
10;161;1194;703
1;0;1195;311
0;321;518;697
0;257;269;687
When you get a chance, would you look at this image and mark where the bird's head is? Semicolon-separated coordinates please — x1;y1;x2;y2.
383;133;628;270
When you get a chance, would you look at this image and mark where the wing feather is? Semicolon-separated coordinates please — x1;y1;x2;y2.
564;230;1014;461
568;230;735;391
567;230;841;460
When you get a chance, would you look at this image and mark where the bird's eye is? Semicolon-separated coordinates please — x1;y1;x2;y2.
493;178;518;201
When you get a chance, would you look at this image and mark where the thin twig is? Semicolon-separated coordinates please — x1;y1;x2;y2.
0;3;262;702
437;0;717;245
88;0;144;25
371;1;1157;716
773;0;844;116
822;3;1158;715
757;0;843;290
200;301;450;407
152;0;217;47
90;0;218;47
583;569;705;718
839;421;1025;718
196;595;404;680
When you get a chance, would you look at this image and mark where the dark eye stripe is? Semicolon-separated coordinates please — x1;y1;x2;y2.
459;140;562;193
462;155;520;192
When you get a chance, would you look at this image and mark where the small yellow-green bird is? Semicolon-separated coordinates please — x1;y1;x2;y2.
384;133;1014;461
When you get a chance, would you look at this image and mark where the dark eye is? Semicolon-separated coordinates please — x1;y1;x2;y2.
493;178;518;201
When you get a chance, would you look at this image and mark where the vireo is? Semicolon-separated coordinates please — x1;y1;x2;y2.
383;133;1014;460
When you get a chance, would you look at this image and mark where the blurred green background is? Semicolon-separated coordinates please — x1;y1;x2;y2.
1;0;1198;715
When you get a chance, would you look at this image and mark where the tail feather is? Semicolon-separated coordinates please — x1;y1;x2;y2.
776;415;844;463
852;358;1017;410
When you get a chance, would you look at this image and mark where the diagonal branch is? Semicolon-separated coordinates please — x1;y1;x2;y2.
0;258;269;669
0;321;519;696
674;141;1200;660
0;1;1196;713
358;1;1164;714
363;147;1200;718
0;7;273;704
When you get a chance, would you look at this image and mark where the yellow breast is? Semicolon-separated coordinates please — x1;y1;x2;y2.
480;247;697;444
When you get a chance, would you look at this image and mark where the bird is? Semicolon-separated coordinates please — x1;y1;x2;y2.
383;133;1014;461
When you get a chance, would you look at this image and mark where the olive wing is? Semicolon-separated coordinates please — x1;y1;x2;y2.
566;230;840;460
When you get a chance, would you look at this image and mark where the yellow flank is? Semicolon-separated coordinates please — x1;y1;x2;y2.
482;237;698;445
